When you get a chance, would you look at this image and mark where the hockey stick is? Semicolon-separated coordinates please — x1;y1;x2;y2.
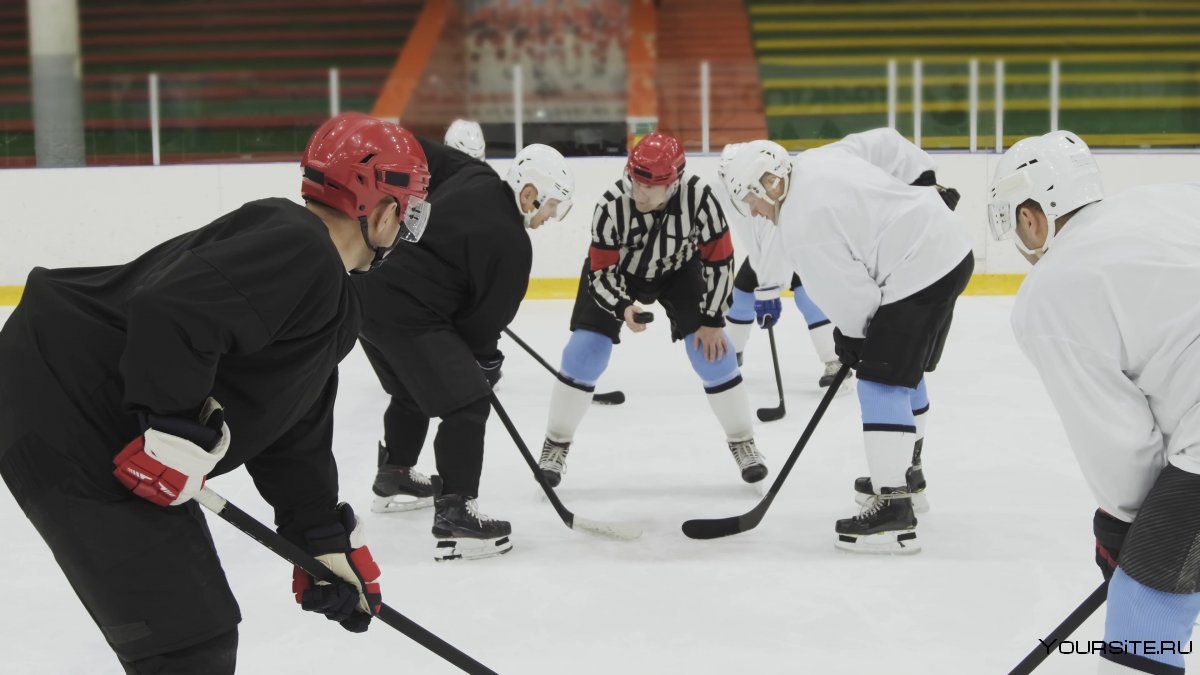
502;328;625;405
1007;580;1109;675
682;363;850;539
756;323;786;422
195;487;499;675
487;391;642;540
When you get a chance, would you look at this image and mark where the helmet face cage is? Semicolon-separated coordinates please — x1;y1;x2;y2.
722;141;791;219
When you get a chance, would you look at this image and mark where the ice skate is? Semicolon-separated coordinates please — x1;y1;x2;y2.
370;443;434;513
729;439;768;484
835;487;920;554
538;438;570;488
819;360;854;395
854;439;928;512
432;493;513;561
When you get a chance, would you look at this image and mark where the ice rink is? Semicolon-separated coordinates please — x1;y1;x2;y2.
3;297;1196;674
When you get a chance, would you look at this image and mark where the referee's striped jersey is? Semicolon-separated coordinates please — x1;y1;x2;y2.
587;174;735;325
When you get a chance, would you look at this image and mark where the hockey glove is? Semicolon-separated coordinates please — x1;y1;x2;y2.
935;185;961;211
833;327;865;367
754;286;783;329
1093;508;1130;581
478;350;504;388
292;503;382;633
113;397;230;507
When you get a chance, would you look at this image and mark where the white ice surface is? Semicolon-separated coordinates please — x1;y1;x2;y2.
2;298;1195;674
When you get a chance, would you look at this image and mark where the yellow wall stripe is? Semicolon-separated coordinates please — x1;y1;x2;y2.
755;16;1200;31
756;33;1200;51
0;276;1026;308
763;71;1200;90
759;51;1200;67
775;133;1200;150
0;286;23;306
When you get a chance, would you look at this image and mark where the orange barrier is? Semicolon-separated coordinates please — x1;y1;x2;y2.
371;0;449;121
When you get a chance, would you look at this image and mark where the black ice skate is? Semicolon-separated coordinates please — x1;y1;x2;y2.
729;439;768;483
854;438;928;513
432;492;513;562
819;360;854;395
371;443;434;513
835;487;920;554
538;438;570;488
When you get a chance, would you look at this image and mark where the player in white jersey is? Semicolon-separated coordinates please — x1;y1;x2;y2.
723;129;974;553
717;143;849;393
444;118;486;160
539;131;767;488
996;130;1200;675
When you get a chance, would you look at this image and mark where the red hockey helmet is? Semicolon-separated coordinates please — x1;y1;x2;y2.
626;131;685;186
301;113;432;247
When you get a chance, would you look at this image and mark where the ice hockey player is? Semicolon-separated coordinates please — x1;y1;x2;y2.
716;142;850;393
356;140;574;561
445;118;486;160
996;130;1200;674
723;128;972;554
0;112;431;673
538;130;768;489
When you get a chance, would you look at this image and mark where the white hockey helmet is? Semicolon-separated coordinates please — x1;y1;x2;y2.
505;144;575;226
444;119;486;159
717;143;745;185
988;130;1103;257
721;140;792;218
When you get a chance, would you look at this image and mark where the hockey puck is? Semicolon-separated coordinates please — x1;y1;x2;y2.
633;311;655;324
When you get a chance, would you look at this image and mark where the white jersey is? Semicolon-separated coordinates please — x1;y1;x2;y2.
1011;184;1200;522
776;129;972;337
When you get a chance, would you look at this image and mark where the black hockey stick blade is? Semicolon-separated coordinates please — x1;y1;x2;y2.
488;392;642;541
756;323;786;422
194;488;499;675
1007;580;1109;675
592;390;626;405
682;364;850;540
503;328;625;406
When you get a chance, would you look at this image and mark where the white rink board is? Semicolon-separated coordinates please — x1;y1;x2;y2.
2;151;1199;285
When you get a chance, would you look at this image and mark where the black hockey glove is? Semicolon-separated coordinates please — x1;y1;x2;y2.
935;185;961;211
833;328;865;367
478;351;504;388
1093;508;1130;581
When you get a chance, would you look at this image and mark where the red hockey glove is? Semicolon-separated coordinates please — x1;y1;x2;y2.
112;397;230;506
292;503;383;633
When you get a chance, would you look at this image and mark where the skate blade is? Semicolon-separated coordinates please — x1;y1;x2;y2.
434;535;513;562
371;495;434;514
834;529;921;555
854;491;929;514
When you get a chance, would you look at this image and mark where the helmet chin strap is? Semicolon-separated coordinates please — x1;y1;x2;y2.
351;216;399;274
1014;219;1057;259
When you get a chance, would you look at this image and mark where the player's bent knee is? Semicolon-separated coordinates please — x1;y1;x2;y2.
684;333;739;389
560;329;613;385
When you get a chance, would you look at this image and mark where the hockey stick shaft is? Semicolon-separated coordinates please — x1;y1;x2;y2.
1008;581;1109;675
502;328;623;404
487;391;576;526
682;363;850;539
756;323;786;421
195;488;499;675
768;325;784;407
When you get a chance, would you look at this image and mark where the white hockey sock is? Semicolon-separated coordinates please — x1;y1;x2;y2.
914;408;928;448
864;430;916;493
545;379;593;444
727;321;752;356
808;322;838;363
705;382;754;443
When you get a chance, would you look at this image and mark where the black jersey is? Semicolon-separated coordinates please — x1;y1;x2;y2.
354;138;531;359
0;198;360;535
